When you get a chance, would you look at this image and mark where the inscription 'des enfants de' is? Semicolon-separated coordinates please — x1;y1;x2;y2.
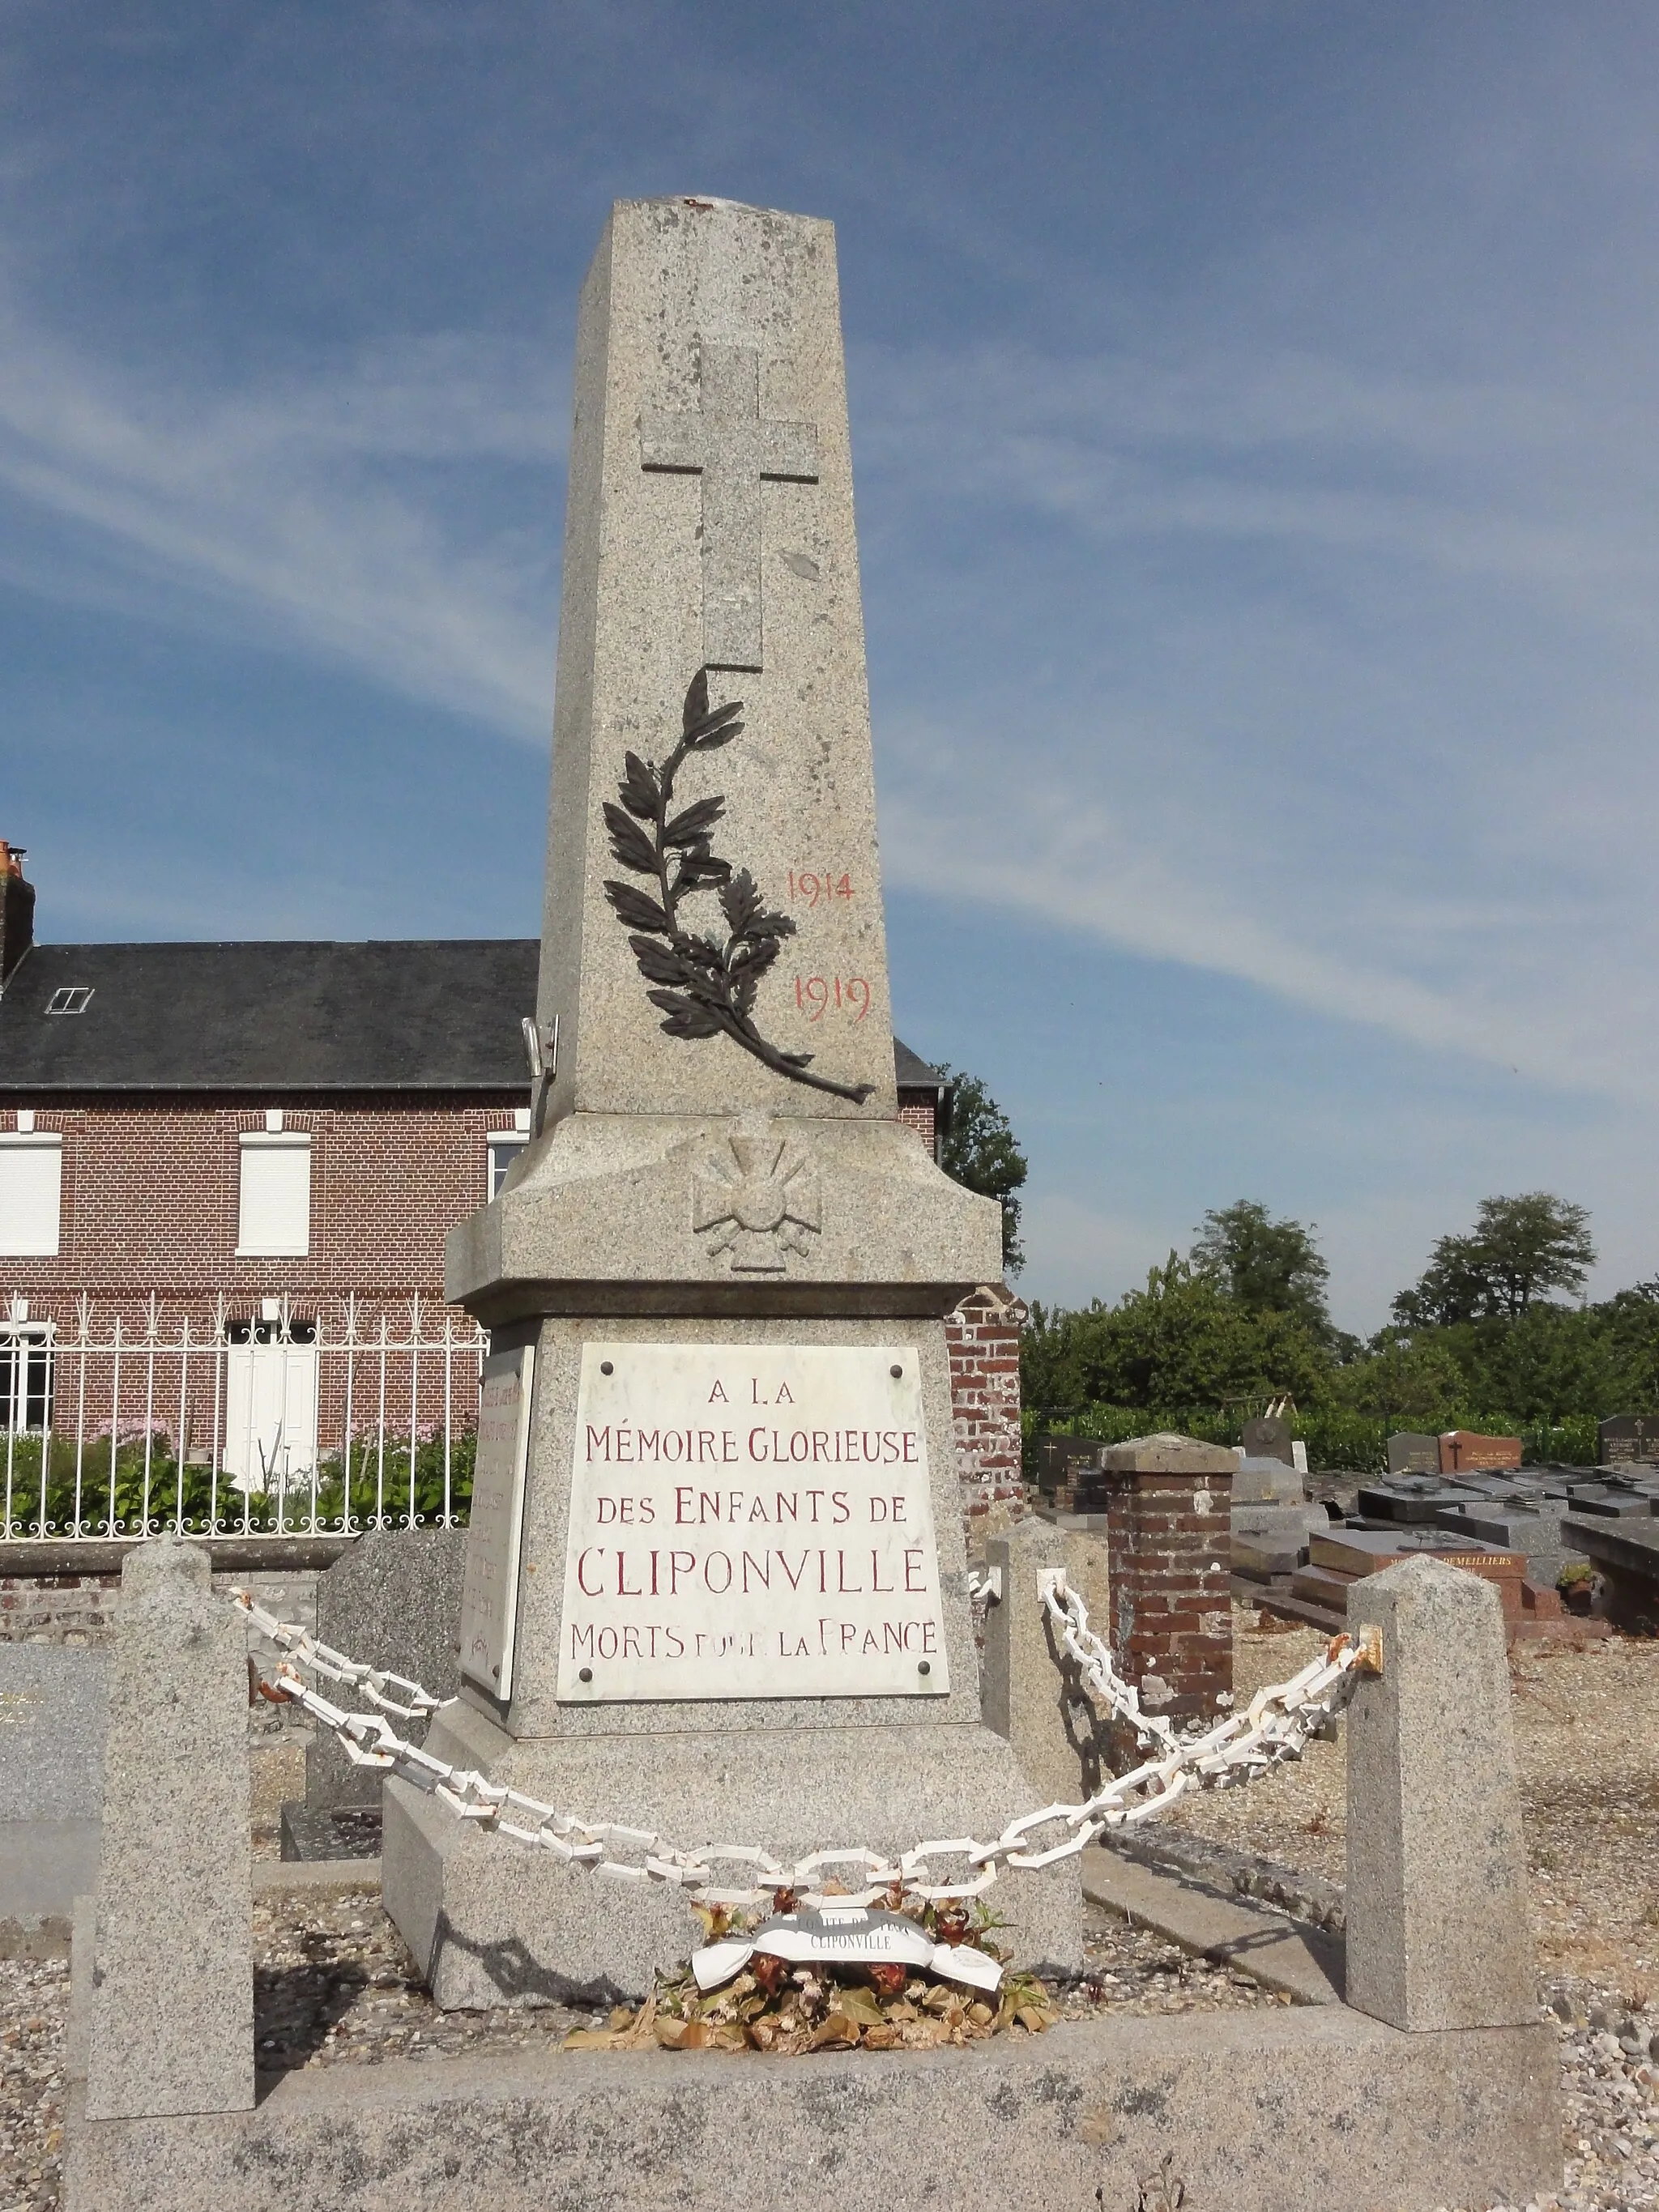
556;1344;950;1703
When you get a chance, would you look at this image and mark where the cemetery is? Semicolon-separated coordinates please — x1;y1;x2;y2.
3;194;1659;2212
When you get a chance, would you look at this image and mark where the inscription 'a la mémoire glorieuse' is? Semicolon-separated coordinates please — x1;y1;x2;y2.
557;1344;949;1703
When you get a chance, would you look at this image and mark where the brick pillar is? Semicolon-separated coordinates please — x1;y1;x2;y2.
1102;1432;1235;1728
945;1283;1028;1550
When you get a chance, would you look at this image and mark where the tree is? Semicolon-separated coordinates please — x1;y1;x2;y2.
1322;1333;1469;1423
938;1068;1027;1274
1392;1195;1596;1328
1021;1255;1334;1413
1190;1200;1334;1344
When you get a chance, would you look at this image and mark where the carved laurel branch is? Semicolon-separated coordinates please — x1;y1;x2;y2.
602;669;876;1105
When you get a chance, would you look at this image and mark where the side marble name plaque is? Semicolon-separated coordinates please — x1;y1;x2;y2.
557;1343;949;1702
458;1342;536;1700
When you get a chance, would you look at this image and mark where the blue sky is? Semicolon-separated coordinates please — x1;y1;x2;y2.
5;2;1659;1331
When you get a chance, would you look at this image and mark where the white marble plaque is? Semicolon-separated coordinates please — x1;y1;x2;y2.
458;1343;535;1699
557;1343;949;1702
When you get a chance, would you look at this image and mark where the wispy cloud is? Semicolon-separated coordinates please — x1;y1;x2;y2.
0;298;563;735
858;320;1659;1107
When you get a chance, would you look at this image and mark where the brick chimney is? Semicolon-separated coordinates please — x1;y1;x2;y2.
0;842;35;987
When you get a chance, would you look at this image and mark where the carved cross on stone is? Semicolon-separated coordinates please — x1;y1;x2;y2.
640;340;818;672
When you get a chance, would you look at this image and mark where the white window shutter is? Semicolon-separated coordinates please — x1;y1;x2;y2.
237;1136;311;1256
0;1137;62;1255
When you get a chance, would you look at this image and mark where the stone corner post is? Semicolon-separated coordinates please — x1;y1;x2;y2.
83;1540;254;2121
1100;1433;1235;1728
1345;1555;1537;2031
981;1516;1103;1805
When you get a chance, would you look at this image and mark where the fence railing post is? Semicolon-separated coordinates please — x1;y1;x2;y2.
1344;1555;1539;2031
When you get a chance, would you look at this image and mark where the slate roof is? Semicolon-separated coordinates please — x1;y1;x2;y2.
0;940;947;1097
893;1037;948;1093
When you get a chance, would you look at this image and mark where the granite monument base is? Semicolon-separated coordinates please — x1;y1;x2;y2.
383;1699;1082;2005
67;2006;1560;2212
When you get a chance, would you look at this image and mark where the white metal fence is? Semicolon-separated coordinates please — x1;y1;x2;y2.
1;1294;487;1541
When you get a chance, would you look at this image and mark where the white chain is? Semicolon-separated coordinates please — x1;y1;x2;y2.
238;1606;448;1720
1039;1571;1183;1752
232;1581;1377;1909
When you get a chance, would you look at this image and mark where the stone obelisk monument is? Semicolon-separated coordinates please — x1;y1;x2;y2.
385;197;1077;2003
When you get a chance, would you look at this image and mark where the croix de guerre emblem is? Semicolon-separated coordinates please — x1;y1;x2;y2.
693;1131;821;1272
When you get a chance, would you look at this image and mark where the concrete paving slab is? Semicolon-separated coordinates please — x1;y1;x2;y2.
1081;1843;1343;2005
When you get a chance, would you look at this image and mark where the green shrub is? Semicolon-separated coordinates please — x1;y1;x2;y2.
0;1426;476;1536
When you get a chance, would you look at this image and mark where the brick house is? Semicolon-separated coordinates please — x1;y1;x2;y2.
0;850;1021;1526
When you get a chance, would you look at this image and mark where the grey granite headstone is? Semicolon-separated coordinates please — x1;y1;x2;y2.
1230;1502;1329;1578
0;1646;108;1926
385;199;1077;2005
1232;1453;1303;1505
85;1541;253;2120
1386;1431;1440;1477
1345;1557;1537;2032
305;1528;465;1812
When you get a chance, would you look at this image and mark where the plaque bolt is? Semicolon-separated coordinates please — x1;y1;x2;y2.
600;1360;614;1375
889;1364;902;1379
579;1667;594;1683
917;1660;930;1676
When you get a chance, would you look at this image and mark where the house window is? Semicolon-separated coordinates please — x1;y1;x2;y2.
237;1133;312;1256
45;987;93;1015
0;1323;53;1433
0;1134;62;1255
488;1132;529;1199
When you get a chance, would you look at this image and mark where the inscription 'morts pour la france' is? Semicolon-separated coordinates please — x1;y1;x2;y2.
557;1343;949;1703
640;341;818;672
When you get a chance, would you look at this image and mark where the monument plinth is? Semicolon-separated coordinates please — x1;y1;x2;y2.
383;197;1079;2005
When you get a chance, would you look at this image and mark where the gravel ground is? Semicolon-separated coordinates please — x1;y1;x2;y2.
247;1888;1283;2073
249;1734;308;1861
0;1958;65;2212
6;1607;1657;2211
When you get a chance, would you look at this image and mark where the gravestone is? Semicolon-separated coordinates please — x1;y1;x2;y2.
1439;1430;1522;1474
1029;1432;1102;1507
1230;1502;1329;1579
1432;1503;1577;1588
1232;1452;1303;1504
1597;1413;1659;1465
1358;1475;1482;1524
1387;1431;1440;1477
1241;1413;1294;1466
1566;1488;1654;1519
1560;1513;1659;1634
384;197;1075;2006
0;1646;107;1929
